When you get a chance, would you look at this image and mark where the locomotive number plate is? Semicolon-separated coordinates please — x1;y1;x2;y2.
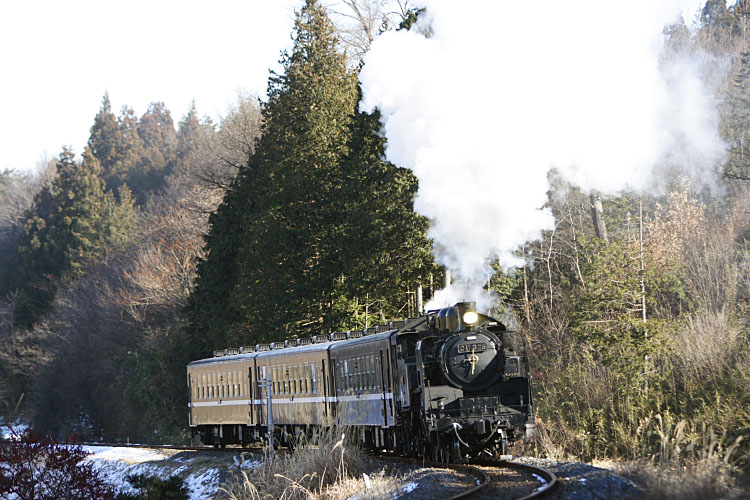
457;342;487;353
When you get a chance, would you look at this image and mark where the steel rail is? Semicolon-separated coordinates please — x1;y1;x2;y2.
473;458;557;499
499;460;557;499
79;442;263;453
377;455;490;500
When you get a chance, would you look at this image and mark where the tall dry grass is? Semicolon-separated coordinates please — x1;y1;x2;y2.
616;417;747;500
220;425;402;500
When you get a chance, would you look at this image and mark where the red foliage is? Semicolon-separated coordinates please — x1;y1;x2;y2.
0;427;115;500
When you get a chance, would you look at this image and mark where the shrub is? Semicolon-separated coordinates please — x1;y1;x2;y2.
0;427;115;500
115;474;189;500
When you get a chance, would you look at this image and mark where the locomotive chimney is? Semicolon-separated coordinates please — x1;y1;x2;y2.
437;306;459;333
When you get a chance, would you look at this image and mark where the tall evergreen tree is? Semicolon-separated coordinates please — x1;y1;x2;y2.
189;0;434;351
88;94;120;187
131;102;178;199
177;102;204;163
190;0;358;348
13;147;136;325
339;99;434;316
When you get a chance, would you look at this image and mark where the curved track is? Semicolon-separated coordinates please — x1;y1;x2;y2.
82;443;555;499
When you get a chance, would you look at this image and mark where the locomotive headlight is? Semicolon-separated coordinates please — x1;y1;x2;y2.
463;311;479;325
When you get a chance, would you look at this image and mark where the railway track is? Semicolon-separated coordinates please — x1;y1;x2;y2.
393;457;556;500
82;443;556;499
475;459;557;499
80;442;264;453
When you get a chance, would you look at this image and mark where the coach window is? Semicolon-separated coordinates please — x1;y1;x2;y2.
356;359;362;391
368;356;374;389
356;358;362;391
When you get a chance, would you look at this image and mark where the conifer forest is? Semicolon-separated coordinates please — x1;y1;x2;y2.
0;0;748;476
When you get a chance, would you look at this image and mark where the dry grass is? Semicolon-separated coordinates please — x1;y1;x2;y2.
220;426;403;500
671;309;744;383
615;418;748;500
617;458;744;500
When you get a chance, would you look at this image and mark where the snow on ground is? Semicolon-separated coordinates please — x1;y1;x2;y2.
1;422;28;439
347;481;420;500
82;446;226;499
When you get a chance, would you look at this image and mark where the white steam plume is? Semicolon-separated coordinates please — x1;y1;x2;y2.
359;0;726;311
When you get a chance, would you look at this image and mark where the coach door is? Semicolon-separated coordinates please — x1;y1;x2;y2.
321;358;329;418
187;372;193;427
248;366;254;426
378;350;388;426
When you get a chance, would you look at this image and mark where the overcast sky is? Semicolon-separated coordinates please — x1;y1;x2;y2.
0;0;301;173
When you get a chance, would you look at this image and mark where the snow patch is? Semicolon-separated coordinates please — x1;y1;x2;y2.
183;468;221;500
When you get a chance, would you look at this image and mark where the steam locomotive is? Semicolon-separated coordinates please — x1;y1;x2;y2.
187;301;535;461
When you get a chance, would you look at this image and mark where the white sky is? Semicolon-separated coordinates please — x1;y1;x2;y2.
0;0;301;173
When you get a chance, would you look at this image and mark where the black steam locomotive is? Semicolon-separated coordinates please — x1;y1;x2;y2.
187;301;535;461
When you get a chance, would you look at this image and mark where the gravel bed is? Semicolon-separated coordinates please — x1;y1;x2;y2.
511;457;641;499
366;456;641;500
363;459;478;500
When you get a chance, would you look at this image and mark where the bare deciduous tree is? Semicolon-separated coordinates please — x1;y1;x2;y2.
326;0;411;64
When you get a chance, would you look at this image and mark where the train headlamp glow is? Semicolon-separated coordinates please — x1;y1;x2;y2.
462;311;479;324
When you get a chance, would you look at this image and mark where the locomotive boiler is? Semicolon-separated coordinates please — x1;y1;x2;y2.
187;301;535;461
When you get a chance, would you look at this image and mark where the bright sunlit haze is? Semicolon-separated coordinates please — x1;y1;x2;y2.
0;0;300;172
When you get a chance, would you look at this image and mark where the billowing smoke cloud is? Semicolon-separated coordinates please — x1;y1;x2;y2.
359;0;726;311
